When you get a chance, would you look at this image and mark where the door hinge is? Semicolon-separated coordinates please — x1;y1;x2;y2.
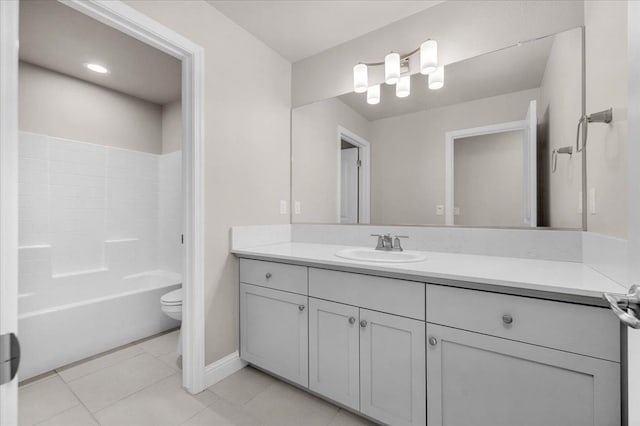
0;333;20;385
356;160;362;168
181;234;184;244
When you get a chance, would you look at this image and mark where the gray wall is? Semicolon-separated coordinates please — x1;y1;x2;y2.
162;99;182;153
19;61;163;154
454;131;524;227
127;0;292;365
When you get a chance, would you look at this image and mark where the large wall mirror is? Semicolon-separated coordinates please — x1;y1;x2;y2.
291;26;584;229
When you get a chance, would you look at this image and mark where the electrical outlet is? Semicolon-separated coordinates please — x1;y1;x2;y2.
578;191;583;214
280;200;288;215
294;201;301;215
436;205;444;216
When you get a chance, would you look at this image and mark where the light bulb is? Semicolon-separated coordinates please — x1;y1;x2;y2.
429;66;444;90
353;64;368;93
367;84;380;105
396;75;410;98
85;63;109;74
420;40;437;75
384;52;400;85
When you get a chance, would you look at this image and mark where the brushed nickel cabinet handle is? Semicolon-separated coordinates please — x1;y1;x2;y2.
502;314;513;325
360;320;367;328
298;305;305;311
348;317;356;325
265;273;272;279
428;337;438;346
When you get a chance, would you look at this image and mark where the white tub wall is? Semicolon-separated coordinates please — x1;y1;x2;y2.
18;131;183;280
19;284;180;380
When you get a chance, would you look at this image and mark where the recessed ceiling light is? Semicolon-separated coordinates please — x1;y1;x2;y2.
85;63;109;74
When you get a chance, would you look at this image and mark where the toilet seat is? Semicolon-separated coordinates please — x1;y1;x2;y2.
161;288;182;306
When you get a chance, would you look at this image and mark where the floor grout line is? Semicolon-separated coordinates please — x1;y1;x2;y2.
58;375;103;426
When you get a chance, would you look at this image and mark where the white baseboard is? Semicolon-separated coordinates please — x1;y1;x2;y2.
203;351;247;389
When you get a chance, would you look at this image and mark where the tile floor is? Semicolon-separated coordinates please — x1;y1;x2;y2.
18;330;375;426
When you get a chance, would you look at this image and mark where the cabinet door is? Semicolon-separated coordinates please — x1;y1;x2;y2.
360;309;426;426
426;323;620;426
309;298;360;410
240;283;308;387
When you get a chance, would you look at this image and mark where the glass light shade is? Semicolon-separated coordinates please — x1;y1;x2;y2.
384;52;400;85
353;64;368;93
396;75;410;98
367;84;380;105
420;39;438;75
429;66;444;90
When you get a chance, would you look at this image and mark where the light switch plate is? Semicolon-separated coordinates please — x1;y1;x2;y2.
280;200;288;215
436;205;444;216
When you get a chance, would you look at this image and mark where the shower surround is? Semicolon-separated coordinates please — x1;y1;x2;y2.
18;131;182;379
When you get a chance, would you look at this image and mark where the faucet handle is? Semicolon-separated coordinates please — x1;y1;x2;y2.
371;234;385;250
392;235;409;252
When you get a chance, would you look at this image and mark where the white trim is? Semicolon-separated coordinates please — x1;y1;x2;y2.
444;117;536;227
0;1;19;423
203;351;247;388
48;1;207;394
337;126;371;224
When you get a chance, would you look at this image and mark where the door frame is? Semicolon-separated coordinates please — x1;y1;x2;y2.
0;0;207;406
337;126;371;224
444;115;537;227
0;1;19;424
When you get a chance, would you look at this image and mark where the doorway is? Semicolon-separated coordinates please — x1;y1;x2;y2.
337;126;371;224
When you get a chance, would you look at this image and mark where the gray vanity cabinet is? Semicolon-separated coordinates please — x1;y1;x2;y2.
308;298;360;411
239;283;308;387
426;322;621;426
359;309;426;426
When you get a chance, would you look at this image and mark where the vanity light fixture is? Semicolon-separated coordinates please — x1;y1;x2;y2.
353;63;368;93
85;63;109;74
353;38;441;103
384;52;401;85
367;84;380;105
396;75;411;98
420;39;438;74
428;66;444;90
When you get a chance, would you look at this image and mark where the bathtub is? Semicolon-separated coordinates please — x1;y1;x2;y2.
18;270;181;380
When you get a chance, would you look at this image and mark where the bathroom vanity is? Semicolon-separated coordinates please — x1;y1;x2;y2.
234;243;623;426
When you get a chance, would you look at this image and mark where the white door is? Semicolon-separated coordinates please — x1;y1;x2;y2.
523;100;537;226
308;298;359;410
0;1;20;424
627;2;640;423
340;148;358;224
359;309;426;426
239;283;309;387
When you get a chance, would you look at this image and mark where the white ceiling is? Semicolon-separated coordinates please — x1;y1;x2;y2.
19;0;181;105
339;35;555;121
207;0;445;62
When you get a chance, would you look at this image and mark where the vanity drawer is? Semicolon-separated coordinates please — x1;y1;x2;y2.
426;284;620;362
240;259;308;295
309;268;425;320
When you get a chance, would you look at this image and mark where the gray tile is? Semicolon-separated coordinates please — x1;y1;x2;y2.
328;409;377;426
57;345;144;382
209;366;276;406
19;374;80;426
192;389;219;407
137;330;180;357
244;381;339;426
36;405;99;426
157;351;182;371
94;374;206;426
182;398;262;426
67;353;175;412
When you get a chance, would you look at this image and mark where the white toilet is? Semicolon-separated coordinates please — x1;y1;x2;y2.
160;288;183;354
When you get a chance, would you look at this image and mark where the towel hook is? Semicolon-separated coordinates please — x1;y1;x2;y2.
552;146;573;173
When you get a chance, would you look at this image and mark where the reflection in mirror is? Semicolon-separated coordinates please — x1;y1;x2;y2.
292;27;584;229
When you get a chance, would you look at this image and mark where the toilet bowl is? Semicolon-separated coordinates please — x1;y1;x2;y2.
160;288;182;321
160;288;183;354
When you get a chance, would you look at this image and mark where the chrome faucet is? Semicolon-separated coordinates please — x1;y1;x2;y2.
371;233;408;251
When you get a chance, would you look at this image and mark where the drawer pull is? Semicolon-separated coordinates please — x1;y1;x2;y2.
265;273;272;279
502;314;514;325
298;305;305;311
360;320;368;328
428;336;438;346
348;316;356;325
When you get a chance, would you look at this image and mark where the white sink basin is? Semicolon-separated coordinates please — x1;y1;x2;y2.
335;248;426;263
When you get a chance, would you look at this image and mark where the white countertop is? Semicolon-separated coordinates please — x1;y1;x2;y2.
232;242;629;304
